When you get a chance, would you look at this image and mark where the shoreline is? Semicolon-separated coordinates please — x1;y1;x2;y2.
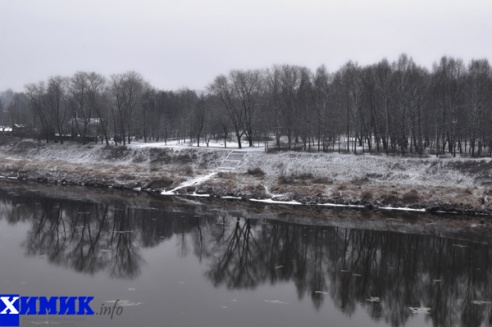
0;139;491;217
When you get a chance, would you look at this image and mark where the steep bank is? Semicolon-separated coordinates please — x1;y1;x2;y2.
0;139;491;216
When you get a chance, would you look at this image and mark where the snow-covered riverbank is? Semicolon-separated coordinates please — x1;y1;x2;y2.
0;139;491;216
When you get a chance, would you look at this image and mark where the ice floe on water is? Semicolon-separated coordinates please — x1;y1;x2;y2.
264;300;288;304
106;299;143;307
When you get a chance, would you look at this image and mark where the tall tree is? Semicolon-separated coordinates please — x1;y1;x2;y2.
86;72;110;145
109;72;144;145
25;81;53;142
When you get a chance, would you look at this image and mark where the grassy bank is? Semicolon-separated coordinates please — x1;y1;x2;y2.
0;138;491;216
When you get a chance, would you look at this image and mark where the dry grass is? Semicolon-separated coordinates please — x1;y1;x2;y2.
277;172;314;185
336;184;348;191
401;189;420;203
351;177;369;186
313;177;333;184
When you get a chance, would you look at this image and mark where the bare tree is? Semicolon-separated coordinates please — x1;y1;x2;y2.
6;92;31;128
313;65;330;151
68;72;94;143
86;72;110;145
265;66;284;147
208;74;244;148
109;72;144;145
45;76;70;143
25;81;53;142
232;69;264;147
279;65;302;149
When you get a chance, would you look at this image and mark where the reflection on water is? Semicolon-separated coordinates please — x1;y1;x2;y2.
1;185;492;327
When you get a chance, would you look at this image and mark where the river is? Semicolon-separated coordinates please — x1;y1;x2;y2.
0;181;491;327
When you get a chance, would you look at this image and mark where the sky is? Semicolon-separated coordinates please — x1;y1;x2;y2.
0;0;491;92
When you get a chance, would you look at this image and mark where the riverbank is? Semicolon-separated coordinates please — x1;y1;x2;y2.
0;138;491;216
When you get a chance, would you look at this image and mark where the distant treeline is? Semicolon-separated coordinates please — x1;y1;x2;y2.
0;53;491;156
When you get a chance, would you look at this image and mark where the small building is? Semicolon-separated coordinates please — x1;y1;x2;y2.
67;118;102;143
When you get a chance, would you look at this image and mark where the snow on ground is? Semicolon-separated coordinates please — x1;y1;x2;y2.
130;139;265;152
250;198;302;205
162;172;217;195
3;139;490;192
240;151;486;189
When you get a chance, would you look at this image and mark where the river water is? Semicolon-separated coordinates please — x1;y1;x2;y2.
0;181;491;327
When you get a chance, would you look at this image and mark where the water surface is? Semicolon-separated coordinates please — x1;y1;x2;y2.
0;182;491;327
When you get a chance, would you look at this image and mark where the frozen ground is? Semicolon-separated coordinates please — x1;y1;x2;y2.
0;138;491;215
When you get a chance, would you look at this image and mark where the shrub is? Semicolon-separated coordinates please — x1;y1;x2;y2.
184;166;194;176
361;190;373;201
247;167;265;177
402;189;420;203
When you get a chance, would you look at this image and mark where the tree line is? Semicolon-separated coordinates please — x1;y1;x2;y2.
0;53;491;156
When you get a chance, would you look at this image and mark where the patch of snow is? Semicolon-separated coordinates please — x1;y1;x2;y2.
319;203;365;209
189;193;211;197
250;198;302;205
221;196;242;200
379;206;427;213
130;139;265;152
162;172;216;195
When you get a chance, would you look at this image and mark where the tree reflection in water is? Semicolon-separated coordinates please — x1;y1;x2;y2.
1;190;492;327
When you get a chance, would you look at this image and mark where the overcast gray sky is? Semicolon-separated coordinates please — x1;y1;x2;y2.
1;0;491;92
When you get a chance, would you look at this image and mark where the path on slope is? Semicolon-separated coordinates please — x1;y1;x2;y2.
162;149;251;195
216;150;248;172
